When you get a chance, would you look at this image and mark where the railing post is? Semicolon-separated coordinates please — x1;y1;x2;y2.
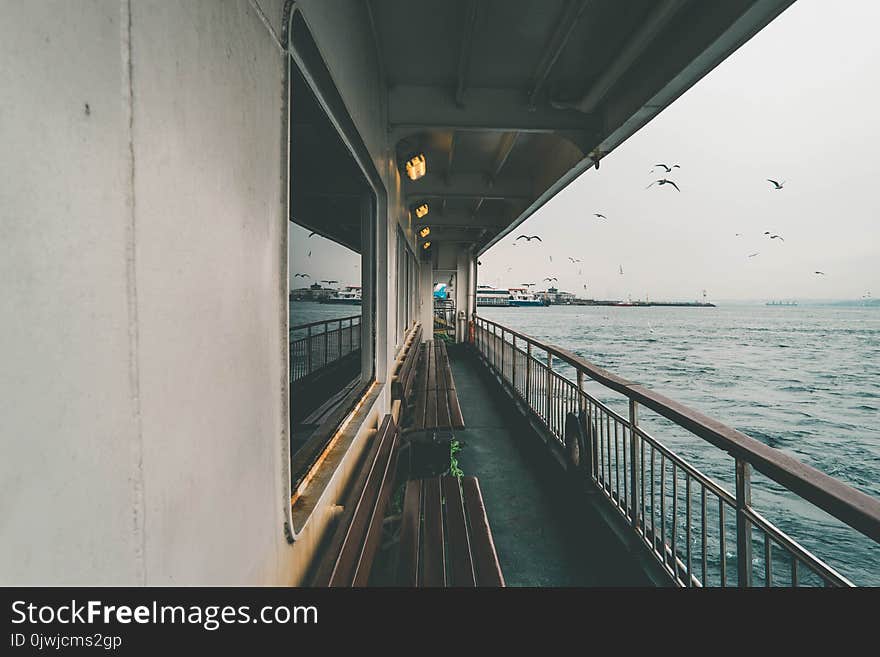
629;399;641;530
323;324;329;368
338;319;342;359
735;459;753;587
307;325;313;374
512;335;517;391
500;328;505;381
546;352;553;422
578;370;593;477
526;342;532;403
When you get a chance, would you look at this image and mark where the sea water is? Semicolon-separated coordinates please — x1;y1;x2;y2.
480;303;880;585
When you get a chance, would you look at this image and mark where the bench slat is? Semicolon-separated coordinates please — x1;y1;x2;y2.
436;387;452;428
413;345;428;429
311;415;398;586
447;390;465;429
426;341;437;391
351;432;400;586
422;477;446;586
461;476;505;587
397;479;422;587
441;476;476;586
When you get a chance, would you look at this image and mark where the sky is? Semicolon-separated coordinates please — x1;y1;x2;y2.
293;0;880;301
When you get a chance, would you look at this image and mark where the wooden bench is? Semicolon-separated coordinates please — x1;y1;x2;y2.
410;340;465;431
391;323;422;405
310;413;401;586
398;476;505;587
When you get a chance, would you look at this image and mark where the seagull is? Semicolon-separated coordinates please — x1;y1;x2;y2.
293;273;310;278
320;279;339;285
748;252;760;258
515;235;542;242
767;179;785;190
543;277;558;282
568;257;582;263
764;232;785;242
594;213;607;220
653;163;680;173
735;233;742;237
619;265;624;275
814;271;826;276
646;178;681;191
549;256;553;263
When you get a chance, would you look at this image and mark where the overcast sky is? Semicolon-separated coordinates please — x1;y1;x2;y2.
294;0;880;301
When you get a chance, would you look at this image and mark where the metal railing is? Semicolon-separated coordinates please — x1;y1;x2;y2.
474;316;880;587
289;315;361;383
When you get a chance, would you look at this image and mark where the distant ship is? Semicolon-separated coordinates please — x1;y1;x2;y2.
320;285;362;305
476;285;545;307
766;300;798;306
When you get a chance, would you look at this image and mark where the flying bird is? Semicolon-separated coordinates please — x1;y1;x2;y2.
321;279;339;284
549;256;553;263
543;277;558;283
293;273;310;278
748;252;760;258
308;250;311;257
515;235;542;242
814;271;826;276
767;179;785;190
735;233;742;237
646;179;681;191
568;257;582;263
653;163;680;173
594;213;607;220
764;232;785;242
619;265;624;275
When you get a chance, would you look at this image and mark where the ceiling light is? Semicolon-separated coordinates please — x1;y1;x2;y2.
405;153;426;181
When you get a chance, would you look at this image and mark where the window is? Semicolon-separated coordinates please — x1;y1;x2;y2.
286;52;377;499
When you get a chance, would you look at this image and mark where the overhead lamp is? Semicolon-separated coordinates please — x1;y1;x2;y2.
405;153;426;181
418;226;431;239
422;241;431;250
414;203;429;219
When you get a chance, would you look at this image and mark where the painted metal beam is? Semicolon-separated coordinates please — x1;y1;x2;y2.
527;0;593;108
455;0;482;107
405;172;532;204
389;85;594;137
552;0;689;114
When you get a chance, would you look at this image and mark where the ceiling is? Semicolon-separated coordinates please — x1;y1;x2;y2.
368;0;794;254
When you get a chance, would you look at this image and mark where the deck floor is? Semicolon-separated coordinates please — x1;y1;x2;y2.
449;346;655;586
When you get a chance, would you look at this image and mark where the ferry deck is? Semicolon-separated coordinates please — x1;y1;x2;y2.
2;0;878;587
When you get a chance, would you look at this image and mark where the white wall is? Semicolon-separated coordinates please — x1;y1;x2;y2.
0;0;297;585
0;0;417;585
130;0;288;585
0;0;140;586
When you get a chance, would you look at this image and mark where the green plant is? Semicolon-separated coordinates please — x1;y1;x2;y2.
448;439;464;478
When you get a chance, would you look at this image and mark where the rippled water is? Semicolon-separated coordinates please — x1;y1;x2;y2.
480;304;880;586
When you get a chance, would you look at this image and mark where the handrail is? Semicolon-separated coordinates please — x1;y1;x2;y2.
289;315;362;384
290;314;361;332
474;315;880;549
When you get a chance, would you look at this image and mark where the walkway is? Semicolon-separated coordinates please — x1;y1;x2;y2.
449;346;656;586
